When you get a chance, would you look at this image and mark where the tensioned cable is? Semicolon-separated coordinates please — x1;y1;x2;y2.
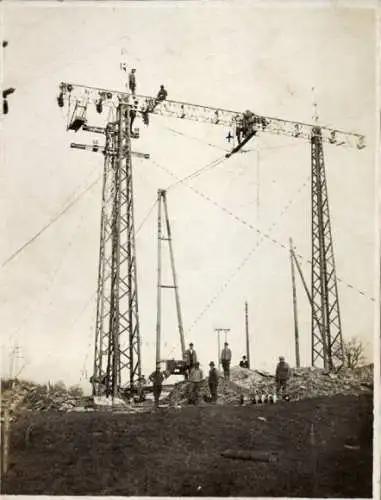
136;199;158;235
150;158;375;304
188;176;310;331
1;173;101;269
6;190;93;347
161;124;229;152
166;155;228;192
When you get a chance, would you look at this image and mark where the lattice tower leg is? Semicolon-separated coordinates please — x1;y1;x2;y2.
93;124;118;396
117;104;142;388
92;104;142;397
311;127;344;370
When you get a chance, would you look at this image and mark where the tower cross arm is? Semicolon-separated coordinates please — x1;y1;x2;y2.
59;82;365;150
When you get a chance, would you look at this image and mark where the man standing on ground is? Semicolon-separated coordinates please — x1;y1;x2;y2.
275;356;291;398
184;343;197;379
220;342;232;380
188;362;203;405
208;361;218;403
149;366;165;408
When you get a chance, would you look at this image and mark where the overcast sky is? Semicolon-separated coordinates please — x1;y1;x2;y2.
0;2;377;390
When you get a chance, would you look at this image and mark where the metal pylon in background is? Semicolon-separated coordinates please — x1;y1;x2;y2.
311;126;344;370
156;189;186;367
92;104;142;397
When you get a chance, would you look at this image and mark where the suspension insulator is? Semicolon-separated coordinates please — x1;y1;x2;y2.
57;94;64;108
3;99;8;115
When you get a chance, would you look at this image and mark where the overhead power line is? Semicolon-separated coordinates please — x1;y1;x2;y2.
1;174;101;269
166;155;227;191
150;158;375;305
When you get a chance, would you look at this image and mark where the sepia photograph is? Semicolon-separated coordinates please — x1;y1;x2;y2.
0;1;379;497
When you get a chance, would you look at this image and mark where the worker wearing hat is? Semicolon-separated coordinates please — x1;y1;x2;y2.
208;361;218;403
184;343;197;379
220;342;232;380
188;361;203;405
275;356;291;398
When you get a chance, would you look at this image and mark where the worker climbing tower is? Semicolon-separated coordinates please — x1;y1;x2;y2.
91;102;142;397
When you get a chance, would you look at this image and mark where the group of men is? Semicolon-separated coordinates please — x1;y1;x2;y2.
148;346;291;407
184;341;232;380
126;68;168;132
127;67;168;104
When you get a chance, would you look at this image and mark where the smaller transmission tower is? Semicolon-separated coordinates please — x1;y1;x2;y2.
156;189;186;367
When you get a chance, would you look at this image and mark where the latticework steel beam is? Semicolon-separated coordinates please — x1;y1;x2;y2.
92;105;142;397
311;127;344;370
59;82;365;150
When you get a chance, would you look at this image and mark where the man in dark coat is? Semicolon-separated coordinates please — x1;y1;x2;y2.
156;85;168;102
128;68;136;95
208;361;218;403
275;356;291;397
149;366;165;407
220;342;232;380
239;355;249;369
188;362;203;405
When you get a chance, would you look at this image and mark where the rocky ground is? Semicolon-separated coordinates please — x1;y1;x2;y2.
166;364;374;406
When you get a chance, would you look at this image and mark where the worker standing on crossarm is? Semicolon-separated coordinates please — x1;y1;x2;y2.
184;343;197;379
128;68;136;95
188;362;203;405
220;342;232;380
208;362;218;403
149;366;165;407
275;356;291;398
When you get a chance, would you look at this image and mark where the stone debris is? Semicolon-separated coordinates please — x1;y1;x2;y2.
1;363;373;417
166;364;373;406
1;380;90;420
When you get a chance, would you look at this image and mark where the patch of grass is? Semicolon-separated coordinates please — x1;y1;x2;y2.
2;394;373;497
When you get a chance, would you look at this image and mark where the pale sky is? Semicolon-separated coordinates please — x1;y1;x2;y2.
0;2;377;390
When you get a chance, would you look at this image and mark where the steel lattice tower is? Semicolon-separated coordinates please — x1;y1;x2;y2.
92;104;141;397
58;82;363;388
311;126;344;370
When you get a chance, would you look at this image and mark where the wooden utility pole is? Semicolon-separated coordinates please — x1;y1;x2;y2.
290;238;300;368
156;190;163;368
1;407;10;478
245;301;250;368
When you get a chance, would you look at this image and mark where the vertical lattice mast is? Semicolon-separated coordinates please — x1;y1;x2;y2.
311;126;344;370
92;102;142;396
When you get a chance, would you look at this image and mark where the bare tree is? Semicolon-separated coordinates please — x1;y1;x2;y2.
343;337;366;369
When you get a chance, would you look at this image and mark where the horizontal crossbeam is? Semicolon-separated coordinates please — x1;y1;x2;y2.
59;82;365;150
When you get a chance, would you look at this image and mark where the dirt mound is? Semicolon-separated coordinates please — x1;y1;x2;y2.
166;372;250;406
167;364;373;405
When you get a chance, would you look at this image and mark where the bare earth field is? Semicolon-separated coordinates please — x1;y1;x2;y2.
2;394;373;497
